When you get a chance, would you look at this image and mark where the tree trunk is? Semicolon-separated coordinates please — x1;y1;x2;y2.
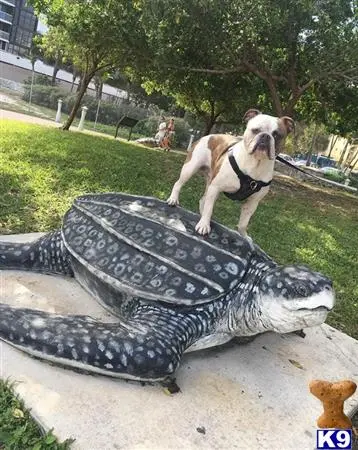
71;71;78;92
347;150;358;174
94;77;103;100
338;140;350;168
76;74;83;92
266;78;284;116
63;75;91;131
327;135;338;158
203;115;217;135
51;58;59;86
306;123;318;166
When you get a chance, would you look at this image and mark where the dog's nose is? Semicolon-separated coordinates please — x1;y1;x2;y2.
259;133;271;144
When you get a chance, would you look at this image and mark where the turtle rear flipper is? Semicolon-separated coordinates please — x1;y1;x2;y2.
0;231;73;276
0;303;189;381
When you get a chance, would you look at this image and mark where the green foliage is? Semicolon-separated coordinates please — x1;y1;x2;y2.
23;85;65;109
1;120;357;340
136;0;358;117
21;84;149;125
295;123;330;156
0;380;72;449
24;74;53;86
323;171;346;183
28;0;358;129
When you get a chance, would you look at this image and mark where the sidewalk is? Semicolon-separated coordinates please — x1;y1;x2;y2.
1;108;62;128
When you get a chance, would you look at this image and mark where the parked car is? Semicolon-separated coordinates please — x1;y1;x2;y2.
316;156;337;169
278;153;295;163
294;159;308;167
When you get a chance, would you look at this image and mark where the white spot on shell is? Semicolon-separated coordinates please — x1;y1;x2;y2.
105;350;113;360
31;318;46;329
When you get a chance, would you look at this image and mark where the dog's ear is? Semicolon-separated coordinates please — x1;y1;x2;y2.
281;116;295;134
243;109;262;123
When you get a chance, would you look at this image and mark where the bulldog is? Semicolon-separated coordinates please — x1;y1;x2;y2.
167;109;295;236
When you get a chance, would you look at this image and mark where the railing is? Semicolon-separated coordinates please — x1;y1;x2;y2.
0;10;13;23
0;29;10;41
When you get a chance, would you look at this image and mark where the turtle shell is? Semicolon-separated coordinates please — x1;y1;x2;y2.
62;193;258;306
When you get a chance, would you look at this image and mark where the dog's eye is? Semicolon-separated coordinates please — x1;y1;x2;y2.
252;128;261;134
273;131;282;140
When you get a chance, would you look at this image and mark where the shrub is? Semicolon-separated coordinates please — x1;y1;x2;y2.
22;84;67;110
23;74;53;86
323;171;346;183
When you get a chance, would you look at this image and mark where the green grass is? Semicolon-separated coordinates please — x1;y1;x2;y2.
0;380;72;449
0;88;144;140
0;119;357;445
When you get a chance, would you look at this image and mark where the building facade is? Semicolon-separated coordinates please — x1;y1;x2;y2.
0;0;37;55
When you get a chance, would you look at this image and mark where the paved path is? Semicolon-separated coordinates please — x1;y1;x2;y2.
1;108;62;127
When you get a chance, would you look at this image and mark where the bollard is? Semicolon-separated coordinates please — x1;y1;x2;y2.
55;99;63;123
187;134;195;151
78;106;88;131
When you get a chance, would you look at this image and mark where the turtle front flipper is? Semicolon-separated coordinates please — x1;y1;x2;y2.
0;303;191;382
0;231;73;276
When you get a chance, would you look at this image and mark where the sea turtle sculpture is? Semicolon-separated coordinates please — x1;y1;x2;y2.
0;193;335;382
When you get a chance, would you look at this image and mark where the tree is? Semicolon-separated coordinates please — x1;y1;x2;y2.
135;0;358;117
29;0;145;130
36;28;69;86
142;72;267;134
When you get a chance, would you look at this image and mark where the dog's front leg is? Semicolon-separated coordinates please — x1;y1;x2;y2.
237;188;269;236
195;185;220;235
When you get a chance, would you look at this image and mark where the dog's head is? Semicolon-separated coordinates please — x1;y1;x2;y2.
242;109;295;160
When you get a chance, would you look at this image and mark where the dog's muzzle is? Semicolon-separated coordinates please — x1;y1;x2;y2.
252;133;272;157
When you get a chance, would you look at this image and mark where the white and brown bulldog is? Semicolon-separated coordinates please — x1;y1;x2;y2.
167;109;294;236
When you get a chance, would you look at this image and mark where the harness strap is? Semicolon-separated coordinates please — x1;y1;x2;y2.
228;149;272;192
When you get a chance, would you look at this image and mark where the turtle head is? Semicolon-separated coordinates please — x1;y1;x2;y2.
257;265;335;333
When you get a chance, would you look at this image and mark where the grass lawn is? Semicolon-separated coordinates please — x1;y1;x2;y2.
0;88;144;141
0;119;357;447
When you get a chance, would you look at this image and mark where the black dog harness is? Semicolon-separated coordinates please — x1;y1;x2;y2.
224;149;272;201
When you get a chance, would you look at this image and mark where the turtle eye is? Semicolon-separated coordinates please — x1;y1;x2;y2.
294;283;310;297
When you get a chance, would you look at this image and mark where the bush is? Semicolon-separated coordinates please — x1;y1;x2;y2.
24;74;53;86
323;171;346;183
22;84;150;125
23;84;67;110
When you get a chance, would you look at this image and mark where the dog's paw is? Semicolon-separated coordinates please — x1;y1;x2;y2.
167;197;179;206
195;220;211;235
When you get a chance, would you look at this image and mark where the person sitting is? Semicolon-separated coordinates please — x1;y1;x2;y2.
162;118;175;152
155;116;167;147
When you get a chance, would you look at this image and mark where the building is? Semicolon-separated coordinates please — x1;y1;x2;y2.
0;0;37;55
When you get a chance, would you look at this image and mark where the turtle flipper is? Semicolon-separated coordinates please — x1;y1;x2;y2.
0;231;73;276
0;303;189;382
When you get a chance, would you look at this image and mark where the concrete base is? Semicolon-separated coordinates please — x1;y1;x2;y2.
1;234;357;450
